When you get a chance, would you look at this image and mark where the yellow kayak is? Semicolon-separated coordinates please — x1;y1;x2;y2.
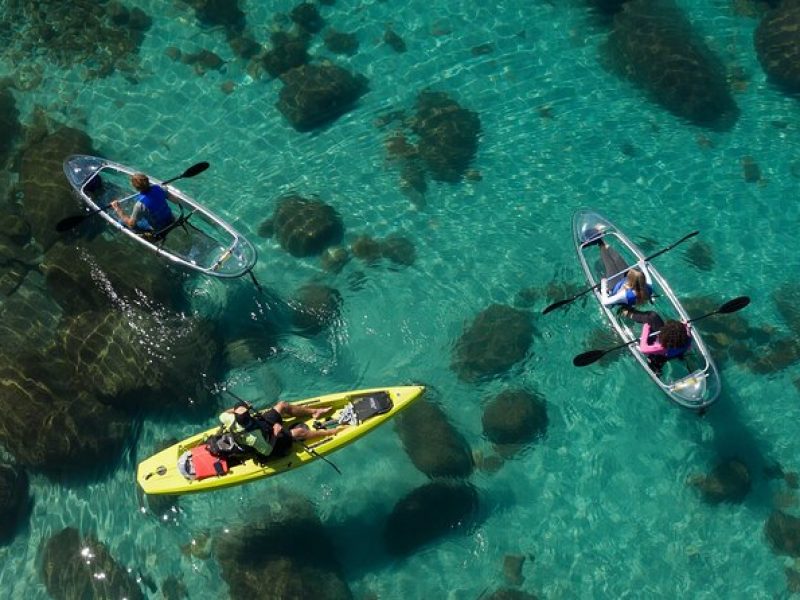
137;385;425;495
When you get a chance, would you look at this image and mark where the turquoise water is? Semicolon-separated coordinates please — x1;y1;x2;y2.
2;0;800;598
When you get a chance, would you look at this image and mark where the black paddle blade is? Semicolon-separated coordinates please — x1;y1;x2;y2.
182;161;209;178
543;298;570;315
573;350;605;367
55;214;89;232
719;296;750;314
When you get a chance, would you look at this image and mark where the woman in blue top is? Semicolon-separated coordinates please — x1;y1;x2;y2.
596;238;653;312
112;173;174;232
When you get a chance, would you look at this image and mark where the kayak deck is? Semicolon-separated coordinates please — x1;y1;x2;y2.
572;209;720;411
137;385;425;495
63;155;257;278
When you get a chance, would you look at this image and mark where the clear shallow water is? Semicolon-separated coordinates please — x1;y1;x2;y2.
1;0;800;598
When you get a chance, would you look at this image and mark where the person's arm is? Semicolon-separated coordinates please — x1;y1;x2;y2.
112;200;142;228
291;424;349;441
638;323;664;355
601;283;630;306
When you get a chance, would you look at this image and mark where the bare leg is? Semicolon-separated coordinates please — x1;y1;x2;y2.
291;424;348;441
600;244;629;289
276;401;332;419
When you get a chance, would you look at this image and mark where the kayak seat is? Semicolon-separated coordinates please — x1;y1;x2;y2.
350;391;393;423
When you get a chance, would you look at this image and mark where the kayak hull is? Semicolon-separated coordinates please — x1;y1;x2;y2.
137;385;425;495
63;155;257;278
572;209;720;411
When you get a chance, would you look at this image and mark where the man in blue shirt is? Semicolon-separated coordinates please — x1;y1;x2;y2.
112;173;174;232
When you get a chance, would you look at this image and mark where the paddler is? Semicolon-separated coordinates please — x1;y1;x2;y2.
219;400;348;459
637;313;692;375
111;173;175;232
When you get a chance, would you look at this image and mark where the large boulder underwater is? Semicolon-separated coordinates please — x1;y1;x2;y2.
276;63;368;132
40;527;145;600
383;480;479;556
603;0;738;130
754;1;800;95
451;304;533;382
215;493;352;600
395;396;474;478
260;194;344;258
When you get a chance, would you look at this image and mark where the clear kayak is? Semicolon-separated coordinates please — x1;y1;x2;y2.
63;155;257;278
572;209;720;411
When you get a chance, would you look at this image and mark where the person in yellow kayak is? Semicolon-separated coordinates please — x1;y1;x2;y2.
219;400;348;459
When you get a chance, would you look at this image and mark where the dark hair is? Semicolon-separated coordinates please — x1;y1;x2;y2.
234;411;254;429
659;320;689;350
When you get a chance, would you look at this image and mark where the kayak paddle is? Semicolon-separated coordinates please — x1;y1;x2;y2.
542;230;699;315
572;296;750;367
55;161;210;232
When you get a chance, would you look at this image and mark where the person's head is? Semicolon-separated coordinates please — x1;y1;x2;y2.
626;268;651;304
131;173;150;192
233;403;253;428
659;320;689;350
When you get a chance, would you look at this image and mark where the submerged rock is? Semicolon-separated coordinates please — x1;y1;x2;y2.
0;366;131;473
452;304;533;381
765;510;800;557
411;90;481;183
59;309;220;410
604;0;738;129
289;283;342;335
41;527;144;600
291;2;324;34
482;389;548;447
19;127;95;251
688;458;751;504
0;463;30;543
215;493;352;600
384;481;479;556
42;236;184;315
0;85;21;165
261;30;311;78
6;1;151;78
276;64;368;132
179;0;245;34
267;194;344;257
395;398;474;478
755;2;800;94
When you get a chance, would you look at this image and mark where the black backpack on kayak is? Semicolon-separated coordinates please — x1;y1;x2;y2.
206;433;249;460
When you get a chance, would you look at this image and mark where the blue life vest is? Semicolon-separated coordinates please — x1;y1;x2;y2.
137;185;173;230
611;279;653;306
664;339;692;358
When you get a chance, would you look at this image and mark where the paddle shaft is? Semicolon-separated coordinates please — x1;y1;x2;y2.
543;230;699;315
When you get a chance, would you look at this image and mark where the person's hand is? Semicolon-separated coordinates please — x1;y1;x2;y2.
637;259;646;271
111;200;119;209
272;423;283;436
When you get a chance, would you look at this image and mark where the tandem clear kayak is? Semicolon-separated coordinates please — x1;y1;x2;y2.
63;155;257;278
572;209;721;411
